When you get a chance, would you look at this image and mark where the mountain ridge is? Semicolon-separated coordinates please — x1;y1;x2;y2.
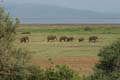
3;3;120;24
4;3;106;18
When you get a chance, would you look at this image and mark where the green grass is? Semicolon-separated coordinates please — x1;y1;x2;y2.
17;26;120;34
16;25;120;59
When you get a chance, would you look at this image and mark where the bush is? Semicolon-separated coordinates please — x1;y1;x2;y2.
84;27;92;31
28;65;81;80
88;40;120;80
27;66;45;80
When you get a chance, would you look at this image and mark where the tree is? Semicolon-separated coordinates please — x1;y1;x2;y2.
0;5;31;80
88;40;120;80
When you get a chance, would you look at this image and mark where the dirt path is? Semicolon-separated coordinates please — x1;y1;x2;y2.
32;57;99;74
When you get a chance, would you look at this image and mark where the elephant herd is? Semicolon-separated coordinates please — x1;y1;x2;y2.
19;31;98;43
47;35;98;42
47;36;75;42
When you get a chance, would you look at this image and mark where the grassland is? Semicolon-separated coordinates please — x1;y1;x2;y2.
16;24;120;74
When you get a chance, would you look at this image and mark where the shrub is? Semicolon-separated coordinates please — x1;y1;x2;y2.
88;40;120;80
44;65;80;80
26;65;81;80
84;27;92;31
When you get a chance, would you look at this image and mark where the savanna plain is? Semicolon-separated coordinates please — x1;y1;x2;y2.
16;24;120;75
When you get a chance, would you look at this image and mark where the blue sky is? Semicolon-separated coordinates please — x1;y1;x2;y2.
3;0;120;13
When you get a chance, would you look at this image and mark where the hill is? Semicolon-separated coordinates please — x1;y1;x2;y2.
4;3;120;24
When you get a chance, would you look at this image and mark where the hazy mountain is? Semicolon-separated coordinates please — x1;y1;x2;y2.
3;3;120;24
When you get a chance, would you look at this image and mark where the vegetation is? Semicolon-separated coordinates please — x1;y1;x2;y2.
17;26;120;34
0;5;31;80
88;40;120;80
1;2;120;80
16;24;120;75
17;26;120;57
28;65;80;80
0;4;81;80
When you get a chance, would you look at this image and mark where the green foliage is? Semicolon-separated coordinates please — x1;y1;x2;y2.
0;5;32;80
46;65;80;80
27;66;45;80
97;40;120;72
88;40;120;80
26;65;81;80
